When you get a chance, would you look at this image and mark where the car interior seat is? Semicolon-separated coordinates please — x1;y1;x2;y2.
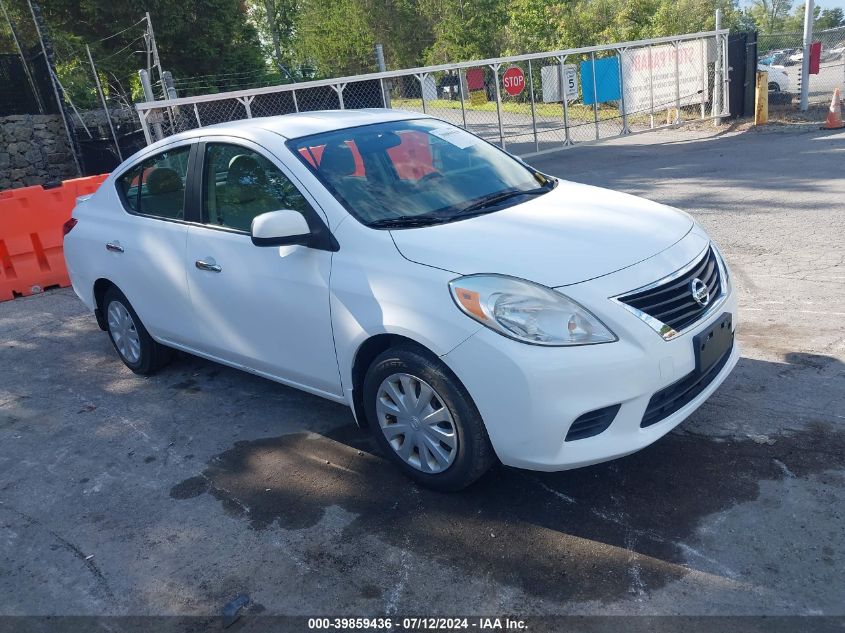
220;155;273;231
144;167;185;219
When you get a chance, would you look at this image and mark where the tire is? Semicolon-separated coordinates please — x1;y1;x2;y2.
103;287;172;375
363;345;496;491
768;82;780;92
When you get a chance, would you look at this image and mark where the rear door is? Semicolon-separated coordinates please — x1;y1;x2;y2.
184;137;341;397
110;144;195;345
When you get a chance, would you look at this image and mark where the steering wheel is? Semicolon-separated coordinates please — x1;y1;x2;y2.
416;171;444;185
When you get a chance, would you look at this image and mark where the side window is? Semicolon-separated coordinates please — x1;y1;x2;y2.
116;146;190;220
203;143;313;232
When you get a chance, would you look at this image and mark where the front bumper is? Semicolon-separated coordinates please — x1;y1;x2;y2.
441;233;739;471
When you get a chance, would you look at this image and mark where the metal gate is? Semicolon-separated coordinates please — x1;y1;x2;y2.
136;29;729;158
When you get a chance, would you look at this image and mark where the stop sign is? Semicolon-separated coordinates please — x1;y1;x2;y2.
502;66;525;96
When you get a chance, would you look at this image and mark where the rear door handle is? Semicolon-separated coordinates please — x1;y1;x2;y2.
195;259;222;273
105;241;124;253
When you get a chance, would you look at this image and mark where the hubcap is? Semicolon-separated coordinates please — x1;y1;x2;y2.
107;300;141;365
375;373;457;474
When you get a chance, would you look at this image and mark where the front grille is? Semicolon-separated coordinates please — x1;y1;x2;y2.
618;247;721;335
565;404;621;441
641;340;734;428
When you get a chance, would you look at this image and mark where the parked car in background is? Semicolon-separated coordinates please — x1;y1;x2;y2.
821;43;843;61
64;110;738;490
759;49;791;66
787;49;804;65
759;64;790;92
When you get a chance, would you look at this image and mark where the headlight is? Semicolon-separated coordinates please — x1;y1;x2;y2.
449;274;617;346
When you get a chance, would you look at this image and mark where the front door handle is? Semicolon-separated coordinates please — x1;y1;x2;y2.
195;259;222;273
105;241;124;253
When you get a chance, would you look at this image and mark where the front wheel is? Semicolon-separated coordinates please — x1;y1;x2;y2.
363;345;496;491
103;287;172;375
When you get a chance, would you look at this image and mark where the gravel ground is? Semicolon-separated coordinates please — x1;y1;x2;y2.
1;124;843;627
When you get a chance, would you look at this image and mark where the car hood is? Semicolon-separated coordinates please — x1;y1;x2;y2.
390;180;694;287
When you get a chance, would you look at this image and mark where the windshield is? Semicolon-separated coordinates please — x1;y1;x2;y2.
287;119;554;229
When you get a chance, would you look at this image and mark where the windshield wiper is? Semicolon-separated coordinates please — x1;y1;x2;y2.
368;214;453;229
367;185;552;229
454;187;549;218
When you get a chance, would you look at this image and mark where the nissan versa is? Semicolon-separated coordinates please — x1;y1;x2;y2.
64;109;738;490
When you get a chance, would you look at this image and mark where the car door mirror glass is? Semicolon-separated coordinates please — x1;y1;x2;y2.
251;210;311;247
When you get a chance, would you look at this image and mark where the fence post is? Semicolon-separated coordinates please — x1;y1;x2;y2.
291;89;299;113
722;32;730;117
86;44;123;162
237;95;253;118
714;10;723;125
193;103;201;127
673;41;681;124
138;108;153;145
331;83;346;109
591;52;600;140
649;46;655;128
617;48;630;134
799;0;814;111
527;60;539;152
415;73;428;113
379;78;388;109
1;0;44;113
491;63;505;148
375;43;391;109
557;55;572;145
458;68;468;129
28;0;81;175
700;39;707;119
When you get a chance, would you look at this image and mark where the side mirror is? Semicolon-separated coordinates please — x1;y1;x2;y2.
251;210;311;247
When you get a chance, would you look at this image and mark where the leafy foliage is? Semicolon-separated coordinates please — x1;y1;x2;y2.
3;0;843;107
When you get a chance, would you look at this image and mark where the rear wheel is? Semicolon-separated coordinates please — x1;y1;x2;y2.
103;287;172;375
768;82;780;92
363;345;495;491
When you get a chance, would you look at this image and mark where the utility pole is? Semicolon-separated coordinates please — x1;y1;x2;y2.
799;0;814;111
86;44;123;161
27;0;81;175
1;0;44;113
145;11;166;99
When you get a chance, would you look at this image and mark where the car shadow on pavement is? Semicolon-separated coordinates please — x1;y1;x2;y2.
170;352;845;604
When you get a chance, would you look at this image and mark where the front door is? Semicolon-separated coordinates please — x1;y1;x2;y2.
185;140;341;397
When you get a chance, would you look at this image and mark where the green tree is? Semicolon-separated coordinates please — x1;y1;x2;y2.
249;0;298;72
33;0;266;100
295;0;376;75
420;0;509;64
816;7;845;30
748;0;794;32
293;0;434;76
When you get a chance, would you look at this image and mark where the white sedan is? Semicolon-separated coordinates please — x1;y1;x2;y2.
64;109;738;490
759;63;789;92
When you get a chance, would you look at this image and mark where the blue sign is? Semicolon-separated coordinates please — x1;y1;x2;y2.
580;56;621;105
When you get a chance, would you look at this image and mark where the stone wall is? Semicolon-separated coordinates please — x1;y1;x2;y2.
0;114;77;191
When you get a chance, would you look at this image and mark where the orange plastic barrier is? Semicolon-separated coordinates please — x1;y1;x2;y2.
0;174;108;302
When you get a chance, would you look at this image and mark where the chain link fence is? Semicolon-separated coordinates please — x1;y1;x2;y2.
137;30;729;158
758;26;845;108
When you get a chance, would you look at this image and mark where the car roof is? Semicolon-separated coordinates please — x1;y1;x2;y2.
144;108;430;153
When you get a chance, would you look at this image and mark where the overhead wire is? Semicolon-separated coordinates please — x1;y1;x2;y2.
94;33;147;63
91;17;146;44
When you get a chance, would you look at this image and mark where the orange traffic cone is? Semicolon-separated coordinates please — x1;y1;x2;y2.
822;88;844;129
